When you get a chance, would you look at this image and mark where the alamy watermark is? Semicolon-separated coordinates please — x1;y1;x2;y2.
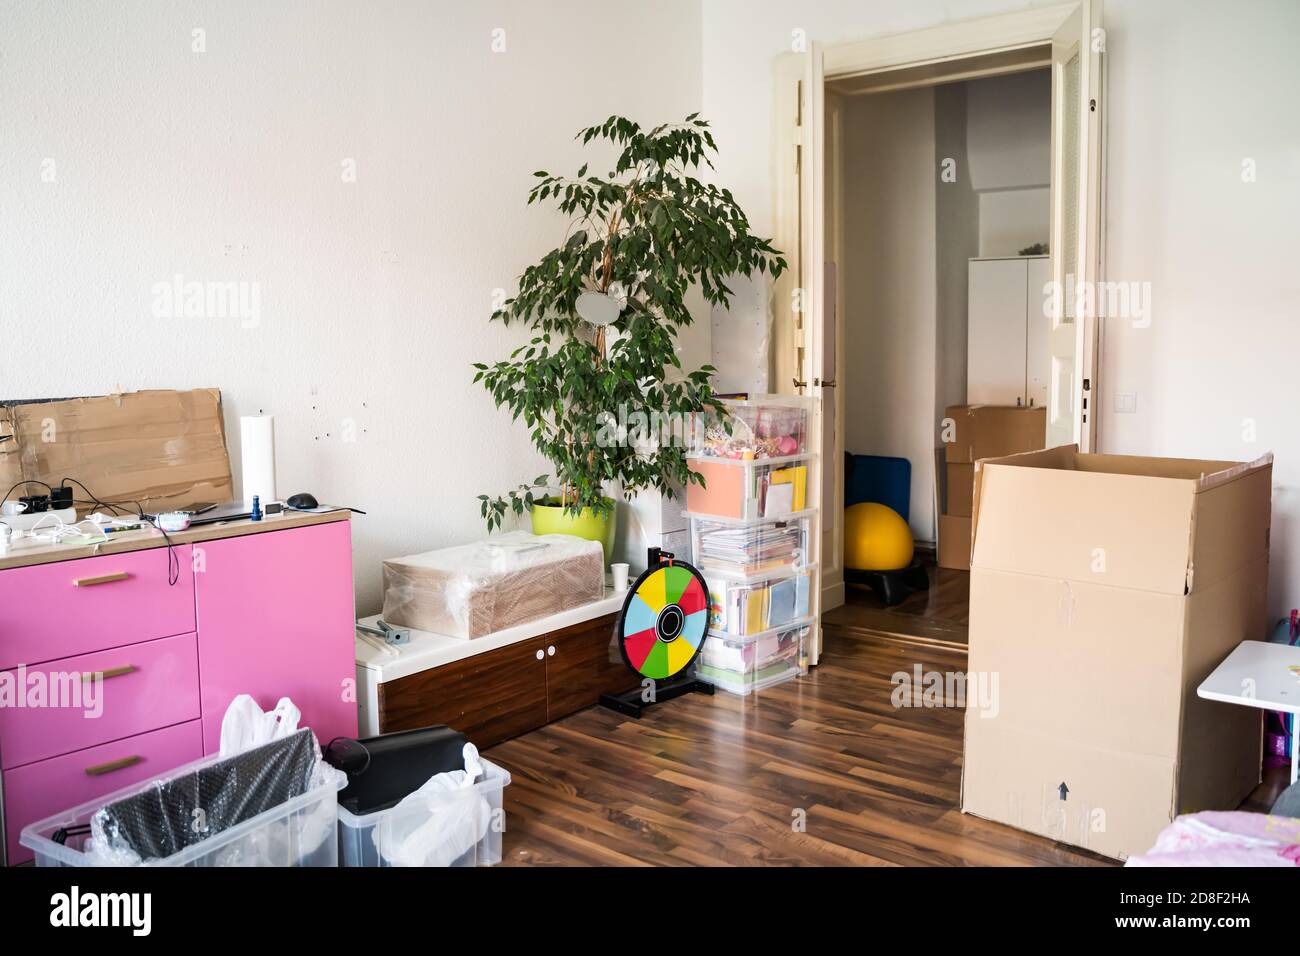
891;664;999;719
0;667;104;718
151;274;261;328
1042;273;1152;328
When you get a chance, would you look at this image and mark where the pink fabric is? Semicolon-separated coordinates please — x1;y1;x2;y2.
1126;811;1300;867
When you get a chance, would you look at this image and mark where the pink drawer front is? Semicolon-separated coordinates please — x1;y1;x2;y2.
0;544;195;670
0;631;201;770
3;718;203;865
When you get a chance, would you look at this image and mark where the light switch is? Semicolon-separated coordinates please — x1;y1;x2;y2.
1114;392;1137;414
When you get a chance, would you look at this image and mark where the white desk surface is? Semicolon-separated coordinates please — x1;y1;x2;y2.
355;589;625;683
1197;640;1300;714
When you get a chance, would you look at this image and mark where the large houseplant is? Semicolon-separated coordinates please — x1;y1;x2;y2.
474;115;786;557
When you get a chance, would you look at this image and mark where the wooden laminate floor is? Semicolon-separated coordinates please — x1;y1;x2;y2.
487;628;1115;866
823;554;970;648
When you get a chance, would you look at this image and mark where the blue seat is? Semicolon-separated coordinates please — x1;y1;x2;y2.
845;454;911;523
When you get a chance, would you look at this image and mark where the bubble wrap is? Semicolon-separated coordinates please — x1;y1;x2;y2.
381;531;605;639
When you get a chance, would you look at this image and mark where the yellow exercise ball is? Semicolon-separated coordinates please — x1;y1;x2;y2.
844;502;914;571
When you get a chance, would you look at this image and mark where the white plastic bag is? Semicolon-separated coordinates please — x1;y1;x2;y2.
372;743;492;867
219;694;302;757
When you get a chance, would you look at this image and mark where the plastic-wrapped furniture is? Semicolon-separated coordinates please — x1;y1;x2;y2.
382;532;605;639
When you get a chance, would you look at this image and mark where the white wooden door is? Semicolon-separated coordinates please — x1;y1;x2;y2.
967;258;1028;405
1024;255;1052;410
1046;0;1104;450
773;44;826;664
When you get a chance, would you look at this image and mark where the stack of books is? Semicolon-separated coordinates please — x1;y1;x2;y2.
695;521;805;576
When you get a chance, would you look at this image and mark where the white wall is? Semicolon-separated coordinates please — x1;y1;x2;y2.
935;83;981;419
1100;0;1300;620
967;69;1051;255
0;0;704;612
978;187;1050;255
841;88;938;542
704;0;1300;622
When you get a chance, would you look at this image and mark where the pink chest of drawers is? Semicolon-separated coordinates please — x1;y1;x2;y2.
0;513;358;864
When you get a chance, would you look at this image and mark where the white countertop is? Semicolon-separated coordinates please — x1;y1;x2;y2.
356;588;626;683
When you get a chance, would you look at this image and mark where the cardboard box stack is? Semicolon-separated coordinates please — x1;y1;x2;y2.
961;445;1273;861
937;405;1045;569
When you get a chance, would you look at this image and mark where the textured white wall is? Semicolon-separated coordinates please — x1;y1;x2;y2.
705;0;1300;623
0;0;704;612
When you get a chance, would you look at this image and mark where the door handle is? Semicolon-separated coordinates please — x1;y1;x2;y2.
815;378;836;388
535;649;544;660
547;645;556;657
84;754;143;776
73;571;130;587
82;664;137;682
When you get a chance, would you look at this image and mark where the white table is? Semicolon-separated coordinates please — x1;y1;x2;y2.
1197;640;1300;784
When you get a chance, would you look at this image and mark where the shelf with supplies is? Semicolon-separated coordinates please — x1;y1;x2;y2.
687;510;815;579
694;617;812;696
704;563;815;636
684;453;818;522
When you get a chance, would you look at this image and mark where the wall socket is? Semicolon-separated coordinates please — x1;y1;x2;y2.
1114;392;1138;414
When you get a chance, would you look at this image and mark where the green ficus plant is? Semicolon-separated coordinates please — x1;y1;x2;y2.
473;114;787;532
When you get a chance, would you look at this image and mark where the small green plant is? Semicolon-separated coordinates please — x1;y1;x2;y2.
474;115;786;531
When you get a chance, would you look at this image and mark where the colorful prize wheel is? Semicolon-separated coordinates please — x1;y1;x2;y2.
617;560;710;682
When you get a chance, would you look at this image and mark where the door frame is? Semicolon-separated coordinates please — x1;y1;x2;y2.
772;1;1105;627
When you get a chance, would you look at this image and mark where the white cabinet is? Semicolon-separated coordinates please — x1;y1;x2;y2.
967;256;1049;406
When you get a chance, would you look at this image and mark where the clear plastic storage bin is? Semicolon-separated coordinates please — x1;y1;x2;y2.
685;454;815;521
695;620;811;695
691;395;812;459
20;752;345;867
705;565;814;637
337;758;511;867
689;512;812;577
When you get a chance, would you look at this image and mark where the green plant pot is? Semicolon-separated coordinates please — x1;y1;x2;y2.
530;498;617;564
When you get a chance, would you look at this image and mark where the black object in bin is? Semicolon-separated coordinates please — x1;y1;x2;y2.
325;725;467;815
87;728;318;861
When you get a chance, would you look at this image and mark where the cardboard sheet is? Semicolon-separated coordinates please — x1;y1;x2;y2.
0;389;233;513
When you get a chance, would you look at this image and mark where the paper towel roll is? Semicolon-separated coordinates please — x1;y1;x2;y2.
240;415;277;506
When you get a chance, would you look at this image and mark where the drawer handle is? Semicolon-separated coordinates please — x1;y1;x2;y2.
84;754;143;776
82;664;137;682
73;571;131;587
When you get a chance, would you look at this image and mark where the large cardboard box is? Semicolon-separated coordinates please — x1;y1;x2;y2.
961;445;1272;860
946;463;975;517
944;404;1046;464
937;513;971;570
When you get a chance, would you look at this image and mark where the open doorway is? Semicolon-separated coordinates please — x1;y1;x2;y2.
824;67;1052;645
770;2;1105;661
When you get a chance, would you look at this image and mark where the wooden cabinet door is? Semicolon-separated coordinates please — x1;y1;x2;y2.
968;257;1029;405
544;613;637;721
379;636;548;749
194;521;358;754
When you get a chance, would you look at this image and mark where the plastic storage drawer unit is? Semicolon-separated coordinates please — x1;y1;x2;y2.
689;513;812;577
705;565;813;637
685;454;815;521
337;758;511;867
695;621;811;695
690;396;812;459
